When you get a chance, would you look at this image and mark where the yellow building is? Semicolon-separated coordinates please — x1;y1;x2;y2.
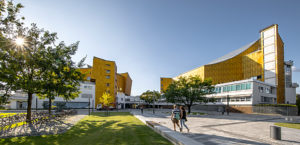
80;57;132;107
117;73;132;96
161;24;286;104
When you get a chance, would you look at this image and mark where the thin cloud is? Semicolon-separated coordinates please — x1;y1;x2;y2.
292;66;300;72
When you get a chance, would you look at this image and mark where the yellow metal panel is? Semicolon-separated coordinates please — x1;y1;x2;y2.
160;77;173;93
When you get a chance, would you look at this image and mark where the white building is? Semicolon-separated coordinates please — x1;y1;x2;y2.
284;60;299;104
206;79;277;105
5;81;95;109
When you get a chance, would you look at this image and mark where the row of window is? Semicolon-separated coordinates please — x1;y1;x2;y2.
214;83;252;93
215;97;251;102
258;86;272;94
83;85;93;90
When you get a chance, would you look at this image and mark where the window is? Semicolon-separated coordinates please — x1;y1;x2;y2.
257;75;262;79
227;86;231;92
223;87;227;92
266;88;271;94
231;85;236;91
236;84;241;91
241;84;246;90
259;86;264;93
106;64;111;66
106;70;110;73
106;75;110;79
222;98;226;102
231;98;235;102
241;98;245;102
106;83;110;87
84;85;93;90
246;97;251;101
246;83;251;89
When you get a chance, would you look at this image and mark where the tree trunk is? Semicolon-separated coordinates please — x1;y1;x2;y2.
26;93;33;123
48;97;52;116
187;105;191;114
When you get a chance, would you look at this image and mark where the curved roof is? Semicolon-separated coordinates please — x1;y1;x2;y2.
207;40;258;65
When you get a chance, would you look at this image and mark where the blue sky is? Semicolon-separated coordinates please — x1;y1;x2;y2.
18;0;300;95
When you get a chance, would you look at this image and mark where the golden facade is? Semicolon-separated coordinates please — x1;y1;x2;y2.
80;57;132;107
162;24;286;104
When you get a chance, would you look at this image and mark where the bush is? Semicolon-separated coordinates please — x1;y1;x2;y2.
0;106;6;110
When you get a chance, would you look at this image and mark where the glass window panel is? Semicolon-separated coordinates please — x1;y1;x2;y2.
246;83;251;89
241;84;246;90
223;87;227;92
231;85;236;91
236;84;241;91
227;86;231;92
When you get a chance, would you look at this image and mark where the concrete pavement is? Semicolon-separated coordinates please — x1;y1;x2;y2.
132;109;300;145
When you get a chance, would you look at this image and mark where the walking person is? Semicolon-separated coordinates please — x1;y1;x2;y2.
171;105;181;131
140;105;144;114
180;106;189;133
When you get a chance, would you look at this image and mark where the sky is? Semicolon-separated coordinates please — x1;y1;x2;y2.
17;0;300;96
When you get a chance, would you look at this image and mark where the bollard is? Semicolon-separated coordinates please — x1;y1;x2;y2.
270;126;281;140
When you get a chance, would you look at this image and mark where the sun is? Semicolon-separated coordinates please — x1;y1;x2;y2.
15;37;25;46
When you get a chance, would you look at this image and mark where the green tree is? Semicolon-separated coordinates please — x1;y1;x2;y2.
0;1;23;105
140;90;161;105
0;1;84;123
37;40;86;115
164;76;215;113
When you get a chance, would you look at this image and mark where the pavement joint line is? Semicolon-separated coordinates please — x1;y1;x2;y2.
205;125;280;145
131;112;202;145
201;118;282;128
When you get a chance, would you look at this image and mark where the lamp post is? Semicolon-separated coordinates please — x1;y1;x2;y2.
227;95;230;115
36;97;38;112
89;97;91;116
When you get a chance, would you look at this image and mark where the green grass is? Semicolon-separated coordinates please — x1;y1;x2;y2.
0;112;172;145
275;123;300;130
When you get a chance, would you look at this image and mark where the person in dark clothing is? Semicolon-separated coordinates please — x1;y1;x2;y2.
180;106;189;133
140;105;143;114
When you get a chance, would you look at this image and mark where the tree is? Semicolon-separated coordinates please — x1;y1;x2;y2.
164;76;215;113
0;1;24;105
37;39;85;115
0;1;84;123
140;90;161;105
100;92;114;116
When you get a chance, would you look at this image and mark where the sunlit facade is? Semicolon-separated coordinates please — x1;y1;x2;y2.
161;24;298;105
80;57;132;107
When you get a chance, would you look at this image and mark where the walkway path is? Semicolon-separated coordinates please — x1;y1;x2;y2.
132;109;300;145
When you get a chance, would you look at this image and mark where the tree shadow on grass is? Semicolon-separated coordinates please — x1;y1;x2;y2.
0;112;172;145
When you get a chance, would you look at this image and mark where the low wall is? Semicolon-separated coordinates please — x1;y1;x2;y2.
252;106;298;116
191;105;298;116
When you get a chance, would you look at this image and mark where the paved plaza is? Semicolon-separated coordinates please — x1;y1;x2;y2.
132;109;300;145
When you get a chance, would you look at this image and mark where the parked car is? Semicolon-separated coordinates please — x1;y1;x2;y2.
96;104;102;110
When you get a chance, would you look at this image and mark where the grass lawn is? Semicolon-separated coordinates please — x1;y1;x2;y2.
0;112;172;145
275;123;300;130
0;113;26;118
